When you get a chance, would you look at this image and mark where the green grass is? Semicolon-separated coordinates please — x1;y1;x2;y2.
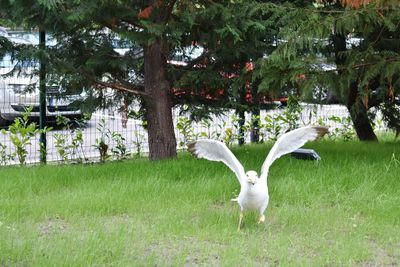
0;141;399;266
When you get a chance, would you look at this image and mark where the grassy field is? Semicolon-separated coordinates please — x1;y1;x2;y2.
0;140;399;266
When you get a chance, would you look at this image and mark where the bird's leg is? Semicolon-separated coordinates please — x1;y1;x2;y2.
237;212;244;231
258;214;265;224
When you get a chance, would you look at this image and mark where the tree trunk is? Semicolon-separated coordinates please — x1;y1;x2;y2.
346;82;378;141
250;108;260;143
144;37;177;160
237;86;246;146
237;110;245;146
250;79;260;143
333;32;377;141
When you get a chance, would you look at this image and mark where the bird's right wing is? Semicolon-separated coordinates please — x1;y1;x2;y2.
188;139;246;185
260;126;329;181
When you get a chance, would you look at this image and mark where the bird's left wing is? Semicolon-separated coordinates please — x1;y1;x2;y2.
188;139;246;185
260;126;329;181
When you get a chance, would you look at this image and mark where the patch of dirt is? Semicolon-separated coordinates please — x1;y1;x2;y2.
144;237;224;266
39;217;68;235
212;200;226;208
360;239;399;267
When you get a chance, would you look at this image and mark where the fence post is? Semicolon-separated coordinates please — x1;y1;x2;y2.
39;30;47;164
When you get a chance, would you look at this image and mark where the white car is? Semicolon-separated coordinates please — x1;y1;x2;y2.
0;28;83;126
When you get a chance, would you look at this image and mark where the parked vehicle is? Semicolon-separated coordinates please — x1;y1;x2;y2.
0;28;83;126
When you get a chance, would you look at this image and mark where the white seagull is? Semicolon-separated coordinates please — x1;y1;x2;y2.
188;126;328;230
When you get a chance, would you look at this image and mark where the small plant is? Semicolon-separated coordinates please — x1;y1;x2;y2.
70;129;85;163
223;127;235;146
317;117;328;127
0;143;13;165
132;123;145;158
199;118;212;138
262;113;283;141
111;132;128;160
54;115;89;163
280;95;302;131
177;117;196;148
214;120;228;141
328;116;356;141
1;107;39;165
54;133;69;162
93;118;111;163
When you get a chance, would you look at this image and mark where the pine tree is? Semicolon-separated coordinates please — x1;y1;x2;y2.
255;0;400;140
0;0;280;158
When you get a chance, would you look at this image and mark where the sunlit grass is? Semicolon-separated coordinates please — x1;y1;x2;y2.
0;140;399;266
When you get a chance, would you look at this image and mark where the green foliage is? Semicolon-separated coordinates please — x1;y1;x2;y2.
262;113;284;141
3;0;399;147
110;132;128;160
93;118;111;163
70;129;84;163
257;99;302;142
380;102;400;138
199;118;212;139
0;143;13;165
1;107;39;165
253;2;400;139
53;132;68;162
177;117;196;149
91;117;132;162
328;116;356;141
221;127;233;146
132;124;145;158
54;115;89;163
280;96;302;131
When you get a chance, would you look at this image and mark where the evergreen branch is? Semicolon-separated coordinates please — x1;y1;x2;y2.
175;50;210;70
167;50;211;82
95;81;146;96
119;18;143;29
335;56;400;72
259;2;400;16
371;26;386;46
263;55;400;80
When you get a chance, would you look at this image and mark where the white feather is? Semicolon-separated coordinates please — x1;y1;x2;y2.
188;139;246;185
260;126;329;181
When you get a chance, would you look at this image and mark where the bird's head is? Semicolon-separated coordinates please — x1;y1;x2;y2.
246;170;258;185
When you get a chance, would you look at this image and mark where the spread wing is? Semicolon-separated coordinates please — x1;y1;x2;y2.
188;139;246;185
260;126;329;181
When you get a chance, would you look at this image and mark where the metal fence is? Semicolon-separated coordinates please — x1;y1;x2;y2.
0;84;355;166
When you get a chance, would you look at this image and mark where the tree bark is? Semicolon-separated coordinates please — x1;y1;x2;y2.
250;108;260;143
250;79;260;143
332;32;378;141
144;37;177;160
237;86;246;146
346;82;378;141
237;109;245;146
